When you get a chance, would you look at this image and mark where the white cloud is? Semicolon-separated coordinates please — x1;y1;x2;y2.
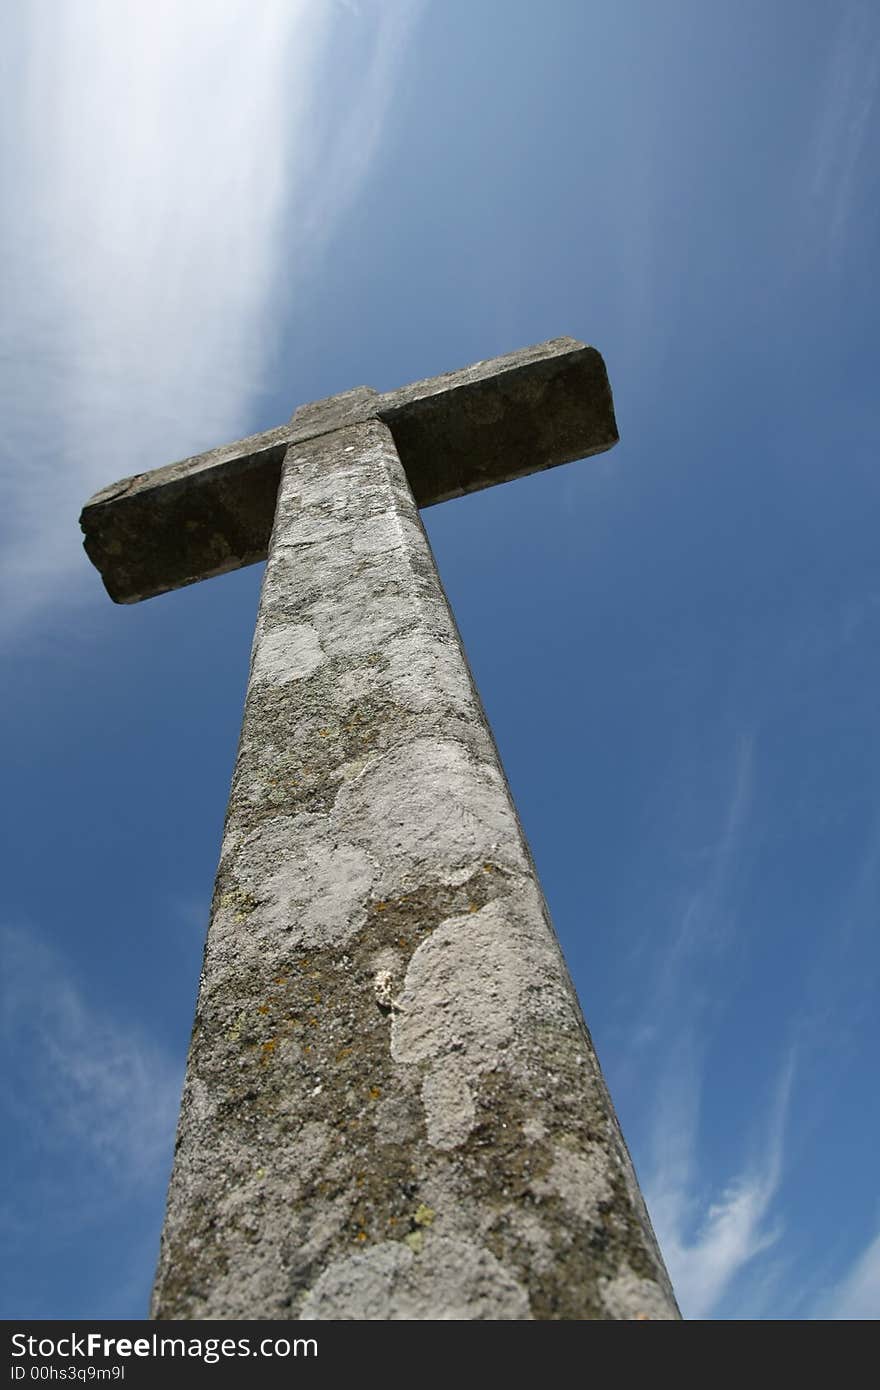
0;0;423;637
650;1167;779;1320
817;1229;880;1319
645;1045;794;1319
0;925;182;1192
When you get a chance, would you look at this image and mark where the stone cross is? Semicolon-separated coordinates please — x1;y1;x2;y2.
81;337;679;1320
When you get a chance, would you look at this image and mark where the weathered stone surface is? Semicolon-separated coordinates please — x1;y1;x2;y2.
149;419;678;1321
79;338;617;604
380;336;618;507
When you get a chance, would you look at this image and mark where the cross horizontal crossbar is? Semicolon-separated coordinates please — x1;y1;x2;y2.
80;337;617;604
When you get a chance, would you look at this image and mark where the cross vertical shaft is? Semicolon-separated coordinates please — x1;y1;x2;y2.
149;413;677;1320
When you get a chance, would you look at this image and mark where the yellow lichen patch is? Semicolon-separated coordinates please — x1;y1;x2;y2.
257;1004;269;1015
216;886;259;924
404;1231;422;1253
373;901;388;912
226;1008;249;1042
368;1086;381;1101
467;902;478;913
336;1047;353;1062
260;1039;277;1061
482;863;495;872
413;1204;435;1227
355;1231;367;1243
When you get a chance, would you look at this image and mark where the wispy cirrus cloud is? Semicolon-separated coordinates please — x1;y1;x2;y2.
0;0;423;638
0;922;185;1316
616;731;797;1317
815;1228;880;1319
800;0;880;268
657;732;755;1004
0;924;182;1198
645;1046;795;1319
620;730;756;1063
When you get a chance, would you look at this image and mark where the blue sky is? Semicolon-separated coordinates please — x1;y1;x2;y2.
1;0;878;1320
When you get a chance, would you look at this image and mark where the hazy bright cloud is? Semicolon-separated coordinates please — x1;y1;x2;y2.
0;0;422;635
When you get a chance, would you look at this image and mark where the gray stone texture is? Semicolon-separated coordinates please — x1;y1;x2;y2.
146;411;678;1320
83;339;678;1318
79;338;617;604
